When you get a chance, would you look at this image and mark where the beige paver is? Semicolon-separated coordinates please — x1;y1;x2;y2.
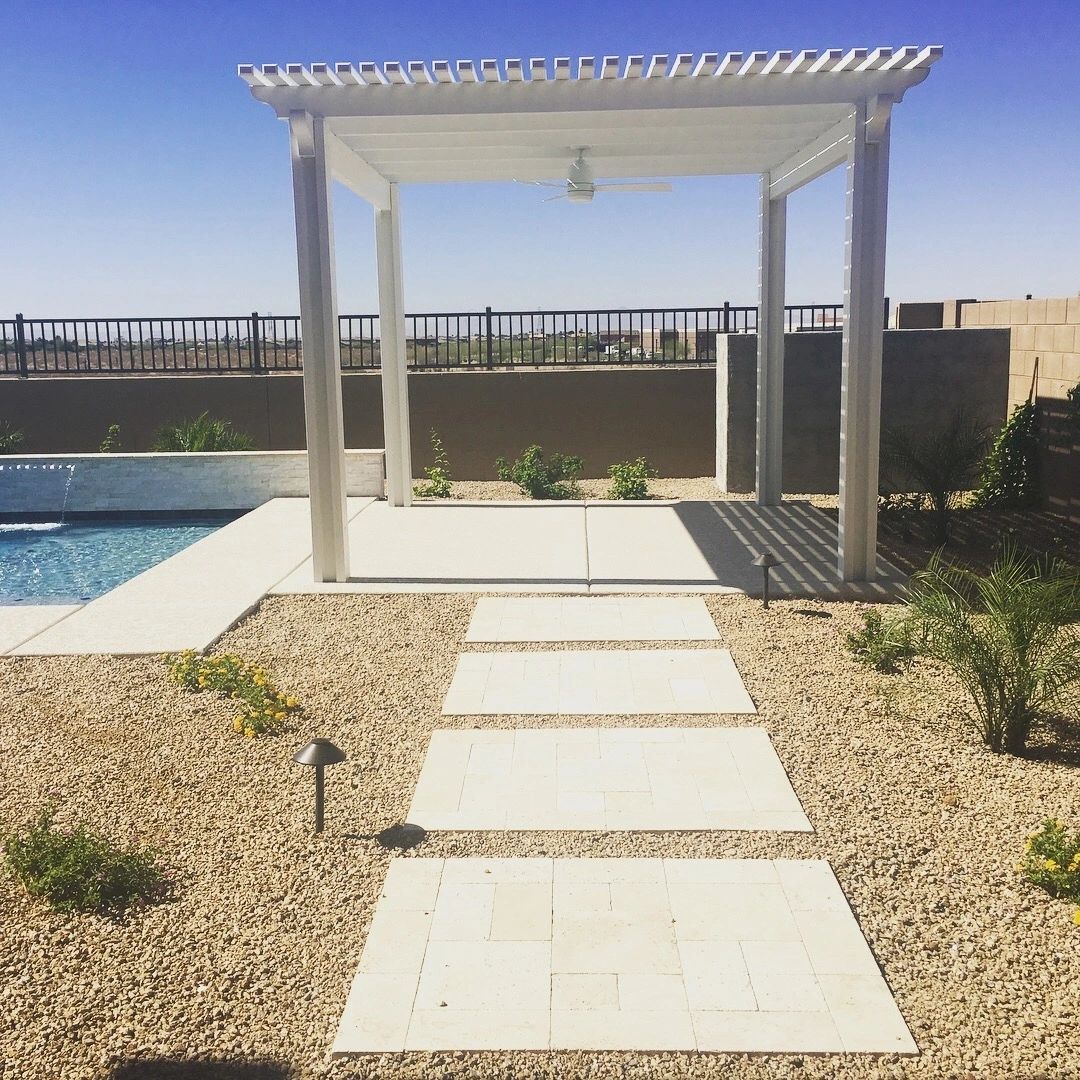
407;727;809;832
441;650;757;715
331;858;916;1054
464;596;720;642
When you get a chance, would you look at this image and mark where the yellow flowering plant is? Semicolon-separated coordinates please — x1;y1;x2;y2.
164;650;302;737
1019;818;1080;927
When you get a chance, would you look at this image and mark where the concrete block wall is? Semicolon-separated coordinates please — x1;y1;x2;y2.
716;328;1011;494
959;295;1080;519
0;450;385;515
960;296;1080;409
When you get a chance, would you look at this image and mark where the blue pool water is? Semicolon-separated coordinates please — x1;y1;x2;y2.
0;517;233;605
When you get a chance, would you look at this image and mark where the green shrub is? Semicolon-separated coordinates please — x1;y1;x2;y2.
496;444;583;499
906;544;1080;755
3;804;169;914
165;650;302;737
1018;818;1080;927
99;423;122;453
844;609;919;674
877;491;927;542
881;409;990;545
974;400;1041;509
152;412;255;452
414;429;453;498
0;421;25;454
608;457;657;500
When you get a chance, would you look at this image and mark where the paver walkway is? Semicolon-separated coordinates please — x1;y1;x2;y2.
332;857;916;1054
442;649;757;715
408;728;811;832
465;596;720;642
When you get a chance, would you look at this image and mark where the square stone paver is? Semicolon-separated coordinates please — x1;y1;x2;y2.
442;650;756;715
331;858;916;1054
464;596;720;643
407;727;810;831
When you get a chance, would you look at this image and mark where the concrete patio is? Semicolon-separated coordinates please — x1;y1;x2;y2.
3;496;905;656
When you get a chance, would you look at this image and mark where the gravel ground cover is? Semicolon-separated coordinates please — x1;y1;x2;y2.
2;589;1079;1080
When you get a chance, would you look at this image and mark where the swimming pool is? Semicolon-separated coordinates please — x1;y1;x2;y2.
0;517;235;605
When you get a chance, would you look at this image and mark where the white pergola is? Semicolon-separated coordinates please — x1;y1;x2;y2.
240;46;941;584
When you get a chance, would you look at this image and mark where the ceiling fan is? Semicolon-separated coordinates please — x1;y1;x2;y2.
519;149;673;204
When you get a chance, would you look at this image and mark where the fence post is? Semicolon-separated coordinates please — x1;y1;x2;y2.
15;313;28;378
250;311;262;373
722;301;731;334
484;306;494;367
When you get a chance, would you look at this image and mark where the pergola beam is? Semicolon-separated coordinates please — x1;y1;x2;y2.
767;115;853;198
326;129;391;208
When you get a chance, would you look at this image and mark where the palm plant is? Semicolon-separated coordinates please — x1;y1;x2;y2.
0;421;25;454
881;409;990;545
906;544;1080;755
152;412;255;452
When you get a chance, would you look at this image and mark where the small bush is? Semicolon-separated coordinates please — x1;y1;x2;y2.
1018;818;1080;927
3;804;169;914
844;609;919;674
152;412;255;452
906;544;1080;755
0;421;25;454
974;400;1041;509
496;444;583;500
414;429;453;498
165;650;302;737
608;457;657;500
99;423;122;453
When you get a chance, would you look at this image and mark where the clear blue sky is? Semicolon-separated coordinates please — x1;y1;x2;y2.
2;0;1077;317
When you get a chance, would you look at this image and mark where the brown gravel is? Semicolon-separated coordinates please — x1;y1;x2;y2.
2;589;1079;1080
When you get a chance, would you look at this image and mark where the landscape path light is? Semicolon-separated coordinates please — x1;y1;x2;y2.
751;551;783;610
293;738;347;833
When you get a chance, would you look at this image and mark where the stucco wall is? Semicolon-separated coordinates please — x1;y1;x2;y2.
0;450;385;514
2;327;1009;492
716;328;1011;493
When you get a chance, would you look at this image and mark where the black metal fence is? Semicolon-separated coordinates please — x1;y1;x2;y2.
1;303;852;376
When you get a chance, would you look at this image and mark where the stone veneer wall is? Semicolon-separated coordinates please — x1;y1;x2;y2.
0;450;385;515
959;296;1080;520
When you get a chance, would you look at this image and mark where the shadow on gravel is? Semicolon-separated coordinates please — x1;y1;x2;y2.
1025;716;1080;769
110;1062;292;1080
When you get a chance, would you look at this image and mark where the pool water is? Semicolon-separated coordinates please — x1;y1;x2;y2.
0;517;233;605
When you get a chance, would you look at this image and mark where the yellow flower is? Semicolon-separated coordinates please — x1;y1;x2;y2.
244;727;255;738
275;711;285;721
1073;909;1080;927
285;696;298;708
233;717;243;732
1045;859;1059;872
1014;863;1024;873
1069;855;1080;873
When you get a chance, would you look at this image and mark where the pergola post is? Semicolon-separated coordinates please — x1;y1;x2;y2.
374;184;413;507
756;173;786;506
838;98;891;581
288;110;350;582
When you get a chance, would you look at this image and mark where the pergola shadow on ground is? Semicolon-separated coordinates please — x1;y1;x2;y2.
271;499;905;599
240;46;942;589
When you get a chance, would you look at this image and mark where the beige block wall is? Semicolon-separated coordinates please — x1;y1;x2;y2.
960;295;1079;520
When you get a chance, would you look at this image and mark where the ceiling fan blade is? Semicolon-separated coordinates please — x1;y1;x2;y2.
543;192;569;202
594;182;673;193
513;179;564;188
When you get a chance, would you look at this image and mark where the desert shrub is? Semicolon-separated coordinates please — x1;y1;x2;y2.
152;412;255;452
877;491;927;542
3;804;169;914
608;457;657;500
414;429;453;498
844;609;919;674
974;400;1041;509
906;544;1080;755
99;423;122;453
496;444;583;499
881;409;991;545
165;650;302;737
1018;818;1080;927
0;421;25;454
